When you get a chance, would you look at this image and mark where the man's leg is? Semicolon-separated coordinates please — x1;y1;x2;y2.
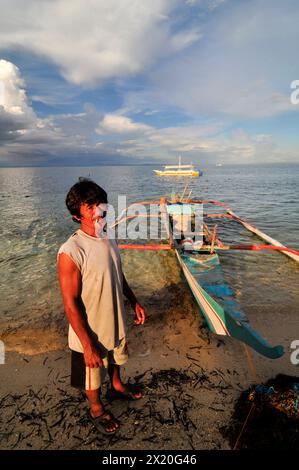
71;351;119;433
108;364;142;399
85;388;119;433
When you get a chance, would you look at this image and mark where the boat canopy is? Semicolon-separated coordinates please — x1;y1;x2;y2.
167;204;197;215
164;164;194;169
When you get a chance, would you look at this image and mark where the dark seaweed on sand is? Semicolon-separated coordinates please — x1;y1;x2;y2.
0;366;234;450
221;374;299;450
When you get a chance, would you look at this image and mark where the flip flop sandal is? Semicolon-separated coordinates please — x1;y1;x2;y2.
87;410;119;435
106;384;142;401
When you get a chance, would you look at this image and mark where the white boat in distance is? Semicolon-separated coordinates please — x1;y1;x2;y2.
154;156;202;177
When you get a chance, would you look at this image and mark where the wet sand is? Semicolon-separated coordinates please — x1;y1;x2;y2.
0;267;298;451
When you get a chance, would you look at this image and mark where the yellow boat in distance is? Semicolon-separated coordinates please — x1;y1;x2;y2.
154;156;202;177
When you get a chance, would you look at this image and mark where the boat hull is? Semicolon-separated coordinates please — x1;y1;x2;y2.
175;249;284;359
154;170;199;176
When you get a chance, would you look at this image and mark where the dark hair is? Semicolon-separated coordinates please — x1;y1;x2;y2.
66;178;107;223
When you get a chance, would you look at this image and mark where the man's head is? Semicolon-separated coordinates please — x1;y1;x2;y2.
66;178;108;224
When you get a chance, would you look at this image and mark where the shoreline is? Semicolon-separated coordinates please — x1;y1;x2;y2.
1;319;68;355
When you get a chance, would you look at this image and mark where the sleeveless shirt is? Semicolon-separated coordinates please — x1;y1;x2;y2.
58;229;127;352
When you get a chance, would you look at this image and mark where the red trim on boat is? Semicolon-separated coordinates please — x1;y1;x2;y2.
229;244;299;256
118;244;171;250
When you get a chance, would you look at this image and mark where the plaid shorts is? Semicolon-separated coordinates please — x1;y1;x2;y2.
70;338;129;391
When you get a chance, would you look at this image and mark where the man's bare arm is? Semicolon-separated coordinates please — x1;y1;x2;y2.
58;253;103;367
123;273;145;325
122;272;138;308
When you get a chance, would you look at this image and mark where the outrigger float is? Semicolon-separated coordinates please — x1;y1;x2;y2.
112;193;299;359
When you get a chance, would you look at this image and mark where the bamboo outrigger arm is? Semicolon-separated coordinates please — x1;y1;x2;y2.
191;199;299;264
227;209;299;263
113;197;299;263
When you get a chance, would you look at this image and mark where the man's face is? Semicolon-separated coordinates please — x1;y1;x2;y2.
79;202;107;224
78;202;108;238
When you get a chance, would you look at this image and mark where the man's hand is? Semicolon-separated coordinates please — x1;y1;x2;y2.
83;341;104;368
133;302;145;325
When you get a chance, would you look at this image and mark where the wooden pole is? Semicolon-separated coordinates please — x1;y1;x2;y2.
210;224;218;254
160;197;174;248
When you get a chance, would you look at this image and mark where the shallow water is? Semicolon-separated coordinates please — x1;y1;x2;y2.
0;164;298;333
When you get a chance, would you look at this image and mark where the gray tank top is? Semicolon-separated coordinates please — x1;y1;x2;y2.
58;229;127;352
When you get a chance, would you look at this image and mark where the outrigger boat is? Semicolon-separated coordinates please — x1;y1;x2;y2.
113;193;299;359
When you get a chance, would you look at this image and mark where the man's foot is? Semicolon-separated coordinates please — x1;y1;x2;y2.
106;383;142;401
88;409;120;435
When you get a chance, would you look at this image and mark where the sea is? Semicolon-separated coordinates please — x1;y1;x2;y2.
1;164;299;338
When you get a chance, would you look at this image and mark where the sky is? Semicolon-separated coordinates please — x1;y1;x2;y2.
0;0;299;166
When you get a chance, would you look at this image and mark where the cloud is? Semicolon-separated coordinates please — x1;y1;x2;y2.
2;0;299;171
0;60;103;164
0;58;297;167
0;60;33;116
0;59;37;142
120;114;299;164
5;0;296;123
0;0;204;86
125;0;299;119
96;114;152;135
0;60;155;165
170;28;202;51
96;114;226;160
95;116;293;164
186;0;226;10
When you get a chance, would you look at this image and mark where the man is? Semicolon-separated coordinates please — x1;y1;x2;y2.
57;178;145;435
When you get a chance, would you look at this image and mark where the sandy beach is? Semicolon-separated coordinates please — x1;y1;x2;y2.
1;264;298;451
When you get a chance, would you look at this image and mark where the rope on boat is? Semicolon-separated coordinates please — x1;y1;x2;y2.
233;345;260;450
233;402;256;450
